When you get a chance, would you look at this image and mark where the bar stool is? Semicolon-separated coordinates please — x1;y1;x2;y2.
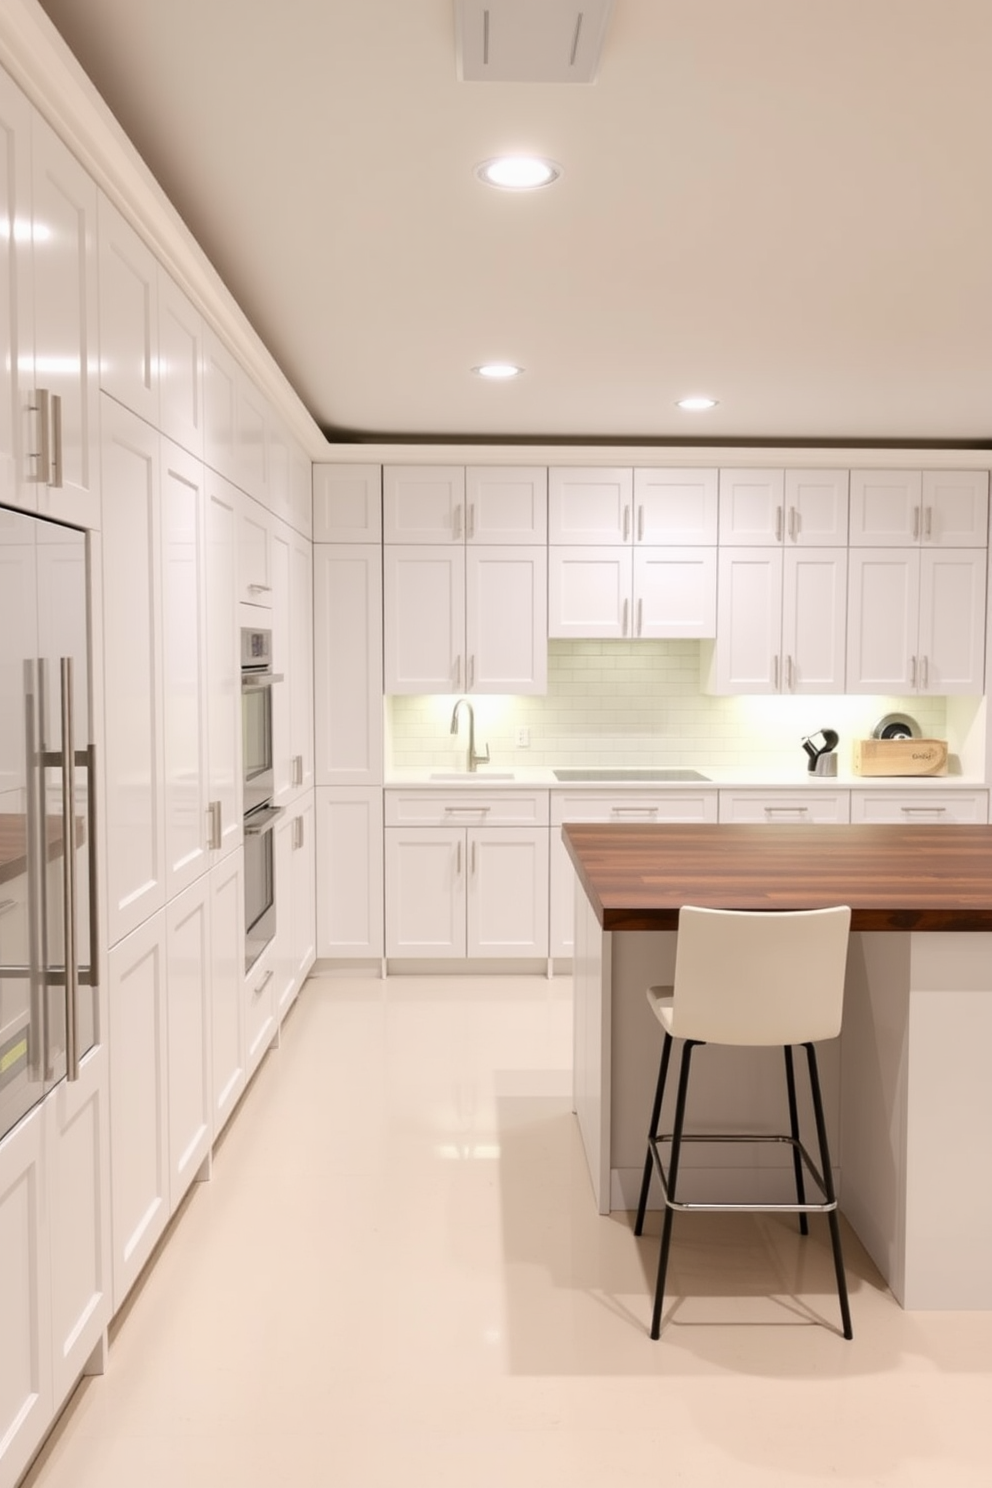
633;904;853;1340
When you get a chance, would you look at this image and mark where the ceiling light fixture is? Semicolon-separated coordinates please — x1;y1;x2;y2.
676;395;718;412
473;363;524;378
476;156;561;190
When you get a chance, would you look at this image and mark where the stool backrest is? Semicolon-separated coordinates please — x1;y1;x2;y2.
670;905;852;1046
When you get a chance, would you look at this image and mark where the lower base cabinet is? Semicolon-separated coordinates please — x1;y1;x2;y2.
210;851;246;1136
315;787;384;960
274;792;317;1021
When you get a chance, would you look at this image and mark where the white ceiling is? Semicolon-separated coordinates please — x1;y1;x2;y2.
34;0;992;448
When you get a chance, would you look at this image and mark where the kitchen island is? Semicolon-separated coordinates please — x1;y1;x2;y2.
563;821;992;1309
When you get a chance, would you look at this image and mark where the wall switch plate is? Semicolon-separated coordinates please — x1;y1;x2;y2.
516;726;530;747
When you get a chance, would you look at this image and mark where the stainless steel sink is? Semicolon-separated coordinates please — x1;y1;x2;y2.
430;771;515;781
552;767;709;782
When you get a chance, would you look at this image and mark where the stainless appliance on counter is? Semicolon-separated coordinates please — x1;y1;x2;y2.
240;627;283;970
0;505;97;1146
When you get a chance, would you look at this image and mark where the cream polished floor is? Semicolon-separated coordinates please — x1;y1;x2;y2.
24;973;992;1488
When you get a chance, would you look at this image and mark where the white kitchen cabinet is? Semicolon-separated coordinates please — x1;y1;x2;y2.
314;544;383;786
287;434;313;540
465;466;547;542
237;489;273;609
718;789;850;824
846;548;987;695
19;112;100;530
550;790;718;958
165;876;212;1212
384;790;549;960
549;545;716;639
274;792;315;1021
313;463;382;543
205;470;243;860
633;468;720;545
315;786;384;959
161;437;210;899
108;911;169;1309
202;328;238;485
209;849;245;1139
271;518;313;807
158;269;204;459
0;68;29;515
384;543;546;694
548;466;633;544
236;369;268;505
243;940;277;1082
383;465;465;542
97;192;159;427
385;465;547;544
719;468;848;546
267;415;309;537
706;546;847;694
0;1104;52;1488
100;397;166;946
850;789;988;825
849;469;988;548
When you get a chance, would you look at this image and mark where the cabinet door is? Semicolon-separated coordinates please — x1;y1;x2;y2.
46;1041;112;1409
918;549;987;694
466;466;547;543
108;913;169;1310
165;877;212;1211
548;467;632;544
289;528;314;792
209;850;245;1138
548;547;631;639
270;519;293;808
383;545;465;693
781;548;847;694
161;439;210;897
718;469;786;545
313;463;382;542
0;69;30;513
100;398;166;945
244;943;277;1081
272;807;296;1021
846;550;919;694
710;548;783;693
158;270;204;458
633;468;718;545
633;547;716;638
467;545;547;693
28;115;100;530
315;787;384;959
0;1104;52;1488
292;794;316;986
97;192;159;426
467;827;549;957
784;469;849;545
849;470;923;546
719;790;850;824
236;371;268;505
237;491;273;608
384;827;464;958
202;329;237;483
920;471;989;547
383;465;465;543
314;544;383;785
205;472;242;859
850;791;988;825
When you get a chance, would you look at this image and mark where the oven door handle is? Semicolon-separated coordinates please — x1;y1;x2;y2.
241;672;284;690
243;805;286;837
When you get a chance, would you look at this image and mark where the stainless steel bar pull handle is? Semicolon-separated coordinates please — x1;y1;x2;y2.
50;394;64;488
292;754;304;787
208;799;222;851
60;658;80;1082
637;505;644;542
775;505;783;542
912;506;920;540
622;598;629;636
453;504;463;539
924;506;933;538
637;598;643;637
468;504;475;540
32;389;52;484
293;813;305;851
456;841;462;874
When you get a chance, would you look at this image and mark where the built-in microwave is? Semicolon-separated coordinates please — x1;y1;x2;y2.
241;627;283;970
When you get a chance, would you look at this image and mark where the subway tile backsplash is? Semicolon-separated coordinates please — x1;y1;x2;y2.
386;640;948;772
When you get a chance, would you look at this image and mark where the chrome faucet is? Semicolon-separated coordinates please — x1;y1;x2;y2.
449;697;490;772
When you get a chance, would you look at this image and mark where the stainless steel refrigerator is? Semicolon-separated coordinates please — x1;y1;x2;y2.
0;503;97;1147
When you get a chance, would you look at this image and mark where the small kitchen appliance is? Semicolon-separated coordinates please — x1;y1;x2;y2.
801;728;839;776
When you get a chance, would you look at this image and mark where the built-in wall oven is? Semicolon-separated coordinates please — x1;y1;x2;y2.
241;627;283;971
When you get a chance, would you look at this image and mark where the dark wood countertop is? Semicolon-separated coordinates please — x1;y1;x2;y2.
562;822;992;932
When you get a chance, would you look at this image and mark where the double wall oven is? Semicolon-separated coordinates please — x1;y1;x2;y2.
241;627;283;971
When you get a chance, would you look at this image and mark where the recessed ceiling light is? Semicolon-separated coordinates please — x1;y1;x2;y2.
676;395;718;411
473;363;524;379
476;156;561;190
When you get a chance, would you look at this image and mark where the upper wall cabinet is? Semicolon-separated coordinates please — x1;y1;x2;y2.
719;468;849;546
203;327;238;485
158;270;204;459
548;467;632;545
0;68;29;512
313;463;382;543
849;469;989;547
98;193;160;427
383;465;547;544
549;467;718;546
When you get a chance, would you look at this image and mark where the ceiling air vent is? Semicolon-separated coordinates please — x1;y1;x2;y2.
455;0;615;83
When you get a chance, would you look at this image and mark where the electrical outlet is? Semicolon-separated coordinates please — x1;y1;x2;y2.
516;726;531;748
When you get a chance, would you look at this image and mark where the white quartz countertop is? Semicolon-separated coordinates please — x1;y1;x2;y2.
384;765;987;790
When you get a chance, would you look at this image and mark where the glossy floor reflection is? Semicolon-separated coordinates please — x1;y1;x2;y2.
23;974;992;1488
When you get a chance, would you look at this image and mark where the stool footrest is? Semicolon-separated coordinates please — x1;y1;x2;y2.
648;1132;837;1214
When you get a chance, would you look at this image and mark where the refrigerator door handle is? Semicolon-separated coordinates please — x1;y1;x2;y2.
24;660;47;1083
60;658;80;1082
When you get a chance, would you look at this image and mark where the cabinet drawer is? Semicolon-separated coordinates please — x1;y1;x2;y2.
385;789;549;827
719;789;850;824
850;790;989;825
550;790;719;826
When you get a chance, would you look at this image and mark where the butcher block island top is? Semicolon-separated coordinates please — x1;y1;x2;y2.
561;822;992;933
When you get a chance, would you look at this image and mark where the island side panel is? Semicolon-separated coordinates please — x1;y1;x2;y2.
572;877;611;1213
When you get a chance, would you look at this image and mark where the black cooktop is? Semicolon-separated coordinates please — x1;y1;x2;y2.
552;768;710;782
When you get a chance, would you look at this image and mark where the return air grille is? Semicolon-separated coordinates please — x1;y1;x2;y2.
454;0;614;83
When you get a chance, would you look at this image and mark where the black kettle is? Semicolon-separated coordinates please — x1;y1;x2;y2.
801;728;839;775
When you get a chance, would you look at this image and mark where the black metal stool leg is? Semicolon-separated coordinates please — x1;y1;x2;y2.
634;1031;673;1236
783;1045;809;1236
804;1042;853;1340
650;1040;698;1339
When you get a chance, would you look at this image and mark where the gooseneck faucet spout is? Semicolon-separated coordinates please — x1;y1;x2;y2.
449;697;490;772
